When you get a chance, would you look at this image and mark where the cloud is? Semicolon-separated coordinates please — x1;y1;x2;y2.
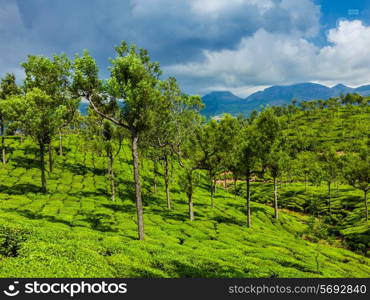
166;20;370;96
4;0;368;98
0;0;320;80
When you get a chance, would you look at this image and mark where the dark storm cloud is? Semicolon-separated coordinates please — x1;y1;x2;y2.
1;0;321;94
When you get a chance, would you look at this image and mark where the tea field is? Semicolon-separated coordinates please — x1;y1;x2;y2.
0;135;368;278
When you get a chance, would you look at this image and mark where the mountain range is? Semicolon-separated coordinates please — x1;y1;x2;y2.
201;82;370;118
79;82;370;118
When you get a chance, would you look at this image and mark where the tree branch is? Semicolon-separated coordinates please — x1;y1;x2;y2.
87;94;129;130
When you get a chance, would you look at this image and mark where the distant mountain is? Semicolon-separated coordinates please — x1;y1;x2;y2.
201;91;246;117
201;82;370;118
79;82;370;118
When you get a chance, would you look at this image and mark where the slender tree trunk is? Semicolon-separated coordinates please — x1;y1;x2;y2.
304;173;307;191
328;181;331;215
188;192;194;221
131;131;144;240
1;121;6;165
246;175;251;228
153;160;157;194
48;142;53;173
234;175;237;198
164;154;171;210
364;190;368;222
274;176;278;219
59;129;63;156
210;177;215;208
39;144;47;193
224;172;227;189
109;153;115;201
188;170;194;221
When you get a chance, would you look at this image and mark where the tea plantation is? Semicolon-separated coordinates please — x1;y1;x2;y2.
0;135;369;278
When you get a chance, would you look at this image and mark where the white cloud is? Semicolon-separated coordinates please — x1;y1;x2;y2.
166;20;370;96
190;0;274;17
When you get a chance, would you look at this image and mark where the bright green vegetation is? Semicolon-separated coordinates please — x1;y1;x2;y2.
0;135;369;278
0;42;369;278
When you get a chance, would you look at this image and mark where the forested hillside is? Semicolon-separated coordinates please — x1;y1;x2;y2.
0;42;369;277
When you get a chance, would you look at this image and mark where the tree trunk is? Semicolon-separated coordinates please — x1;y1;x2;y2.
131;131;145;240
1;121;6;165
274;176;278;219
109;153;115;201
164;154;171;210
188;170;194;221
210;177;215;208
224;172;227;189
59;129;63;156
304;173;307;191
48;142;53;173
327;181;331;215
364;190;368;222
39;144;47;193
188;192;194;221
153;160;157;194
234;176;237;198
246;175;251;228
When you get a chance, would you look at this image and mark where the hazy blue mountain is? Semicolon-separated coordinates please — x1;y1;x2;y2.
245;83;336;105
201;82;370;118
79;82;370;118
201;91;247;117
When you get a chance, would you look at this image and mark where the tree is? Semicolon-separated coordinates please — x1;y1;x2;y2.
319;147;341;215
195;120;223;208
343;148;370;222
218;115;243;198
173;96;203;220
22;54;74;172
73;42;165;240
237;125;261;227
256;108;282;219
84;107;124;201
0;73;21;165
0;88;66;192
143;77;197;210
297;151;317;191
266;141;288;220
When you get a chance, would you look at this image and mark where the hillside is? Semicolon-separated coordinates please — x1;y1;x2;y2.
0;135;369;277
201;82;370;117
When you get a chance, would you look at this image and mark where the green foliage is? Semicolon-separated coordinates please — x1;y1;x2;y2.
0;136;368;277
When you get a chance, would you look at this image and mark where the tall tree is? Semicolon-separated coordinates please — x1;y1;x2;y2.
0;89;66;192
73;43;164;240
173;96;203;220
84;107;124;201
143;77;196;210
237;124;261;227
319;147;341;215
266;142;289;220
22;54;73;172
195;120;223;208
256;109;282;219
218;115;243;199
0;73;21;165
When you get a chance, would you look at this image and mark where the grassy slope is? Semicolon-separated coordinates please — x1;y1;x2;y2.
0;135;369;278
282;106;370;250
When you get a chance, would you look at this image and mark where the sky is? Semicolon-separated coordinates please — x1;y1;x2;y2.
2;0;370;97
